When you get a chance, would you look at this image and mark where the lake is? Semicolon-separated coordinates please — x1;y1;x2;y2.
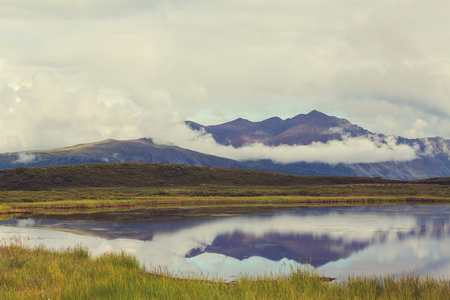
1;205;449;281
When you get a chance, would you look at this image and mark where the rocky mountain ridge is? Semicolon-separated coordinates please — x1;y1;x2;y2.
186;110;370;147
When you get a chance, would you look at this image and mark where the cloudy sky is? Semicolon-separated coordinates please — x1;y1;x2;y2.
1;1;450;162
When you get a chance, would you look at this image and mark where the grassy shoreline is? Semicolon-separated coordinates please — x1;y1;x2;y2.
1;182;449;215
2;196;449;216
1;244;448;299
1;163;448;214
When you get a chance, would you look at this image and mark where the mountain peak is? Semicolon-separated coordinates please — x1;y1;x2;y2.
192;110;372;147
222;118;252;126
289;110;328;121
307;110;327;117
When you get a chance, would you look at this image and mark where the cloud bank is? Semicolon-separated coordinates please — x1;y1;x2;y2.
1;0;450;160
0;70;426;164
157;124;420;164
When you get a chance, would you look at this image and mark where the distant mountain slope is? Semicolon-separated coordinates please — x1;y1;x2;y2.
0;138;244;170
243;155;450;180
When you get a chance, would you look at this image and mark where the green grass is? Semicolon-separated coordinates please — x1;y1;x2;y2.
0;244;448;299
1;183;449;215
1;180;449;214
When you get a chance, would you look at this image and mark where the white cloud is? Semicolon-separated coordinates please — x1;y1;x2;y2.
1;0;450;156
13;152;36;164
157;124;419;164
0;0;159;19
0;70;423;164
436;119;450;138
407;119;428;138
326;127;345;135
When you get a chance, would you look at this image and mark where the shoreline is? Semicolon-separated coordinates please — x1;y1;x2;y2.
2;196;449;215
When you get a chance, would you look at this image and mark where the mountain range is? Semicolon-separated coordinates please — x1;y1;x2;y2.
186;110;370;147
1;110;450;180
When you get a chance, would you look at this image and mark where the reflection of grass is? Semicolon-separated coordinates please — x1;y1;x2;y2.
1;244;449;299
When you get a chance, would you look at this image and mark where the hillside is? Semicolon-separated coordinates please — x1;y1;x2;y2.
0;138;244;170
0;162;395;191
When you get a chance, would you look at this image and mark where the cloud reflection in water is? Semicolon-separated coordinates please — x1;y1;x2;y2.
0;205;449;281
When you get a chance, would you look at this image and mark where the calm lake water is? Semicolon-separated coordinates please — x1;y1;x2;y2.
1;205;449;281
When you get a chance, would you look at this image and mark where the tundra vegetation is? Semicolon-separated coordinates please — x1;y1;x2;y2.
1;244;449;299
0;162;449;298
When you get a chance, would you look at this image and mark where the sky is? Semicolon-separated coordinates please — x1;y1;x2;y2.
1;1;450;163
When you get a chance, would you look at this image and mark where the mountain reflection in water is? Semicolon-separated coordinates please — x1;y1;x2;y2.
0;205;449;281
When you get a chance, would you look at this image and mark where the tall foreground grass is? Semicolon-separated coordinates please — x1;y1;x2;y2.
1;244;448;299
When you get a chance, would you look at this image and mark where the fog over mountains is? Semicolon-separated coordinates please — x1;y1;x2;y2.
2;111;449;180
186;110;450;179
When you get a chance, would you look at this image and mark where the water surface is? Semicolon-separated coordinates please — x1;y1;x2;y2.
1;205;449;281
